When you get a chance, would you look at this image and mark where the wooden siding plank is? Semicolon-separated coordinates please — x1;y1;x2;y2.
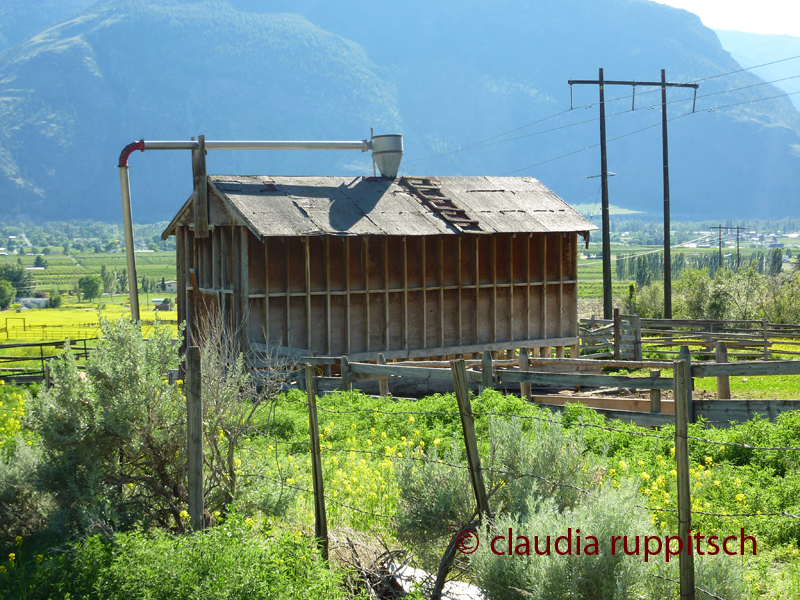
305;236;312;351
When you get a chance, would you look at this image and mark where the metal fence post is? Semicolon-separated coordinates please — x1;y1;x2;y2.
186;346;204;531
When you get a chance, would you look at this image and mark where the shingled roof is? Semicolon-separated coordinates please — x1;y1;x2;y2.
162;175;597;240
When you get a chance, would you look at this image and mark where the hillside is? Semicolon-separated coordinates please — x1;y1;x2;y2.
715;29;800;111
0;0;799;222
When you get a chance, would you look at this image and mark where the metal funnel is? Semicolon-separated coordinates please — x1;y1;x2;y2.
371;134;403;178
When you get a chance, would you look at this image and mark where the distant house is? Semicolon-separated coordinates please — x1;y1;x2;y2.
163;280;178;293
163;174;597;361
19;298;49;309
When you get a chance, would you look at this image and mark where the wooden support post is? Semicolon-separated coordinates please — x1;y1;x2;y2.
305;236;312;351
633;314;643;361
439;236;445;348
305;364;328;560
340;356;353;391
192;135;208;238
324;236;331;356
673;358;695;600
715;341;730;400
377;353;390;396
186;346;204;531
491;236;497;343
450;359;491;520
474;237;480;345
570;343;579;359
762;318;769;360
364;236;370;353
679;345;694;423
480;349;493;394
519;347;531;401
649;369;661;413
385;237;390;351
345;237;351;354
613;307;621;360
403;237;409;350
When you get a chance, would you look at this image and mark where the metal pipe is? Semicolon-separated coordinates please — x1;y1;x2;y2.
143;140;370;151
118;165;141;321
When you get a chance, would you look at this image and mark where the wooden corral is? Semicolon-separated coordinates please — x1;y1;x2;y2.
163;174;597;361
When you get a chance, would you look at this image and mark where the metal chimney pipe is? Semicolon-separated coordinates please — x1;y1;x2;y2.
117;133;403;322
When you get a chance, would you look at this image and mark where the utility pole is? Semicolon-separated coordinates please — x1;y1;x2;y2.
568;71;698;319
711;225;746;272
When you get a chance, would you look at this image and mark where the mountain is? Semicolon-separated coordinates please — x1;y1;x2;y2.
0;1;95;52
0;0;799;222
714;30;800;111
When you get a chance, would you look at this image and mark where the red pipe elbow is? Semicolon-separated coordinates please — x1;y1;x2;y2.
118;139;145;167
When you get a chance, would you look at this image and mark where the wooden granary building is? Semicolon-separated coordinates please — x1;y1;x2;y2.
162;174;597;361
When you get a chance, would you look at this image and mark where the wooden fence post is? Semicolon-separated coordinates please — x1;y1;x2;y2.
480;349;493;394
305;364;329;559
673;359;695;600
613;308;621;360
186;346;204;531
519;347;531;401
649;369;661;413
679;345;694;423
377;353;390;396
715;341;730;400
450;359;491;521
633;314;643;361
762;318;769;360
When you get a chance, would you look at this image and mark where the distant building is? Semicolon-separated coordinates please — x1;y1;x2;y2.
19;298;49;309
163;280;178;293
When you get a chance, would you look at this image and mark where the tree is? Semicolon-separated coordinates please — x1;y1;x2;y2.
0;263;35;296
33;255;47;268
49;290;63;308
0;279;14;309
78;275;102;302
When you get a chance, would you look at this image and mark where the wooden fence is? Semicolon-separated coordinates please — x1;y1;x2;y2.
0;338;96;384
580;309;641;360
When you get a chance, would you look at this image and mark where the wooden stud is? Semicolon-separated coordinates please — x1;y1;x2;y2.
491;236;497;343
557;234;563;337
378;353;390;396
285;237;291;346
508;234;514;339
451;359;491;521
305;236;312;351
345;237;351;354
263;238;269;344
186;346;204;530
715;341;730;400
673;359;695;599
540;234;547;339
650;369;662;413
403;237;409;350
340;356;353;391
439;236;445;348
363;236;370;353
384;237;390;351
325;236;331;356
481;349;493;393
177;227;186;352
239;227;249;352
613;307;621;360
457;237;463;346
212;228;220;289
475;237;480;345
305;364;329;560
422;236;427;349
762;318;769;359
526;234;531;340
519;346;531;401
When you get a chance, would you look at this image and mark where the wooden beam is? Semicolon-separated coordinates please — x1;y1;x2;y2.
186;346;204;530
475;237;480;345
239;227;249;352
693;358;800;378
377;353;390;395
499;370;674;389
212;228;220;289
715;341;730;399
557;234;563;337
508;234;514;340
305;364;329;559
650;369;662;413
519;346;531;401
457;237;462;346
421;236;427;349
285;237;291;346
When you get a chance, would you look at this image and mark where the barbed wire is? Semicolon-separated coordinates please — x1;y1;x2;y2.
649;574;728;600
638;504;800;520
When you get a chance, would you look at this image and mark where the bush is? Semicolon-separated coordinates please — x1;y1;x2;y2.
1;515;352;600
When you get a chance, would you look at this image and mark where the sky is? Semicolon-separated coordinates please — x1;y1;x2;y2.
654;0;800;38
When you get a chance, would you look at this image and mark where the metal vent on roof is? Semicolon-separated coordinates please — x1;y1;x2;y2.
400;177;482;233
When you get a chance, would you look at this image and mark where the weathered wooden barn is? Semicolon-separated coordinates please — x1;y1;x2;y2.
162;174;597;361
